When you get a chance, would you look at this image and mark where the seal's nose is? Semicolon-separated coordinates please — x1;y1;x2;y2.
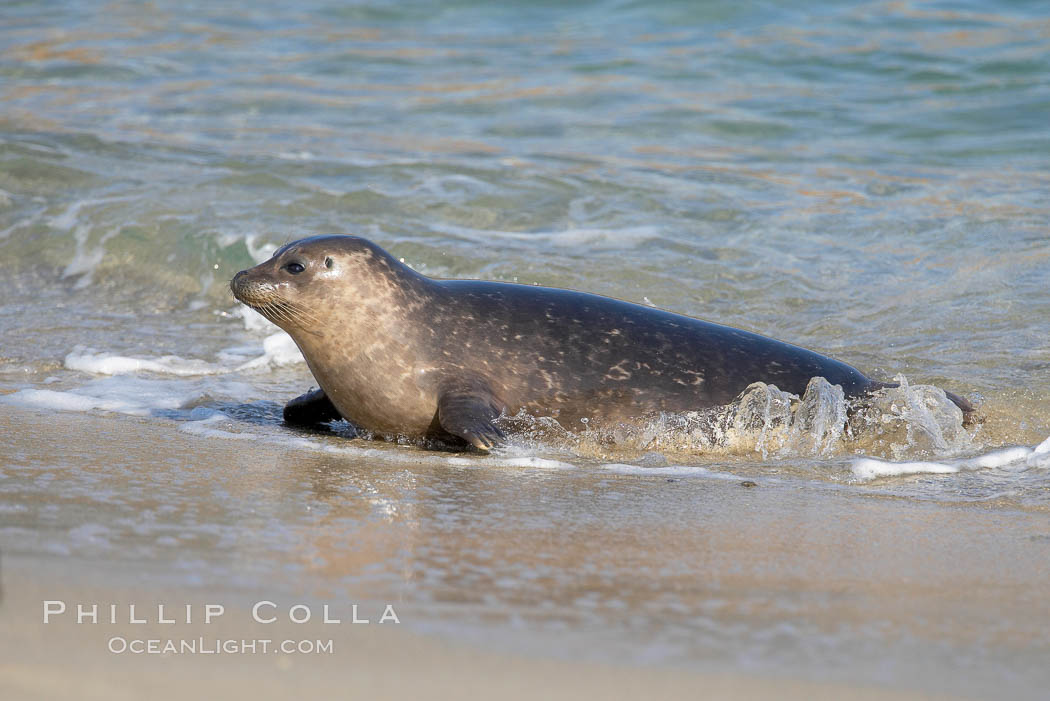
230;270;248;296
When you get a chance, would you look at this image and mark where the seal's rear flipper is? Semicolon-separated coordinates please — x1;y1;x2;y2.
942;389;979;426
283;388;343;426
436;386;506;451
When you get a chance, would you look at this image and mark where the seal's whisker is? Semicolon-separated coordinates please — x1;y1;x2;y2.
238;289;320;329
290;307;321;326
282;303;318;331
277;306;298;327
283;301;321;326
278;302;302;322
257;301;286;326
278;301;323;336
272;303;296;327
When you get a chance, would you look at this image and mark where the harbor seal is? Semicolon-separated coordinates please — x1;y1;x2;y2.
230;235;974;449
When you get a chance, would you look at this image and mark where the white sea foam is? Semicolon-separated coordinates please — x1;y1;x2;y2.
276;151;316;162
851;458;960;480
244;233;279;263
851;439;1050;480
230;307;303;362
2;388;139;414
48;196;129;232
51;197;132;287
232;304;277;333
497;456;575;469
446;456;575;470
428;221;661;252
65;350;225;376
601;463;741;480
234;332;303;370
62;224;107;287
1034;435;1050;456
63;332;302;379
1;377;205;417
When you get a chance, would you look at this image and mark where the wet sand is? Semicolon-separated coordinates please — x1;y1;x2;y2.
1;569;964;701
2;405;1049;699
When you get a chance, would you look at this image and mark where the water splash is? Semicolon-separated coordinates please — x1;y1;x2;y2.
501;375;972;462
850;374;972;460
778;378;848;458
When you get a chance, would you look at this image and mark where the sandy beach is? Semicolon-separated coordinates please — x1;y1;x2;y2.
3;405;1049;699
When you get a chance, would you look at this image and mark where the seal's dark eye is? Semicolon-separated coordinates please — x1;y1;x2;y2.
285;262;305;274
325;257;333;268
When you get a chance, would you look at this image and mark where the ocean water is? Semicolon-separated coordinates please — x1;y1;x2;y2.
2;0;1049;696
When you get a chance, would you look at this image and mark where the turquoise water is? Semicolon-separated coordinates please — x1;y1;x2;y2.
2;0;1048;469
2;0;1050;696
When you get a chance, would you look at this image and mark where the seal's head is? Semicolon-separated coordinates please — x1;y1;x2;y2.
230;235;424;337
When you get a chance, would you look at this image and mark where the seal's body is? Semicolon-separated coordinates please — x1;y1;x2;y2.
231;235;972;449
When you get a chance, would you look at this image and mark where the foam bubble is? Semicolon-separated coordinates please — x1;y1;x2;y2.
2;388;136;414
235;332;303;370
65;350;224;376
851;438;1050;480
64;332;302;379
498;456;575;469
1027;437;1050;469
427;221;660;252
968;446;1033;470
49;196;128;232
231;304;283;334
851;458;959;480
1;377;202;417
601;463;740;480
62;224;106;287
244;233;279;263
447;456;575;469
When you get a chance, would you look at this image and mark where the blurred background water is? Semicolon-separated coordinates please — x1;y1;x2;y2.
1;1;1050;696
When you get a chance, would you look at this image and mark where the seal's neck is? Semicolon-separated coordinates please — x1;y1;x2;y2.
288;260;438;430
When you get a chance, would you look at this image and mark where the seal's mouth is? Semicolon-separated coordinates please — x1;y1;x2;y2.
230;270;320;332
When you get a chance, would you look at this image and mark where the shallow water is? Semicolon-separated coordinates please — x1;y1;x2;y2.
1;0;1049;696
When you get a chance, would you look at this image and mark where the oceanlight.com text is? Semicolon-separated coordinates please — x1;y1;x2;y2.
107;637;335;655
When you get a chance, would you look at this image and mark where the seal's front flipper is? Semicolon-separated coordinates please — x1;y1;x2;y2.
436;388;506;450
283;388;342;427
